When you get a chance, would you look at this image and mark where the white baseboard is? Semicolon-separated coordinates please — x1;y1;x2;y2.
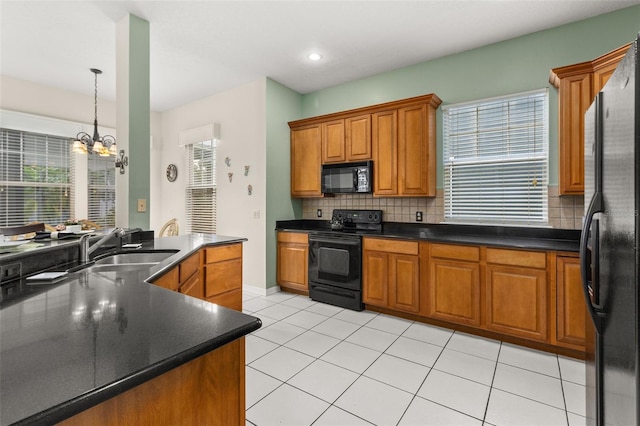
243;284;281;297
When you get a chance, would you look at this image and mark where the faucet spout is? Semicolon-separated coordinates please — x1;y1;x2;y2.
79;227;125;263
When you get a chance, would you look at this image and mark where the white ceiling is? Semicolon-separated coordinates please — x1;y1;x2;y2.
1;1;638;112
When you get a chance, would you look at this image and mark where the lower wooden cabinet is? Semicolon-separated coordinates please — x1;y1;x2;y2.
363;238;420;313
151;244;243;311
276;231;309;293
59;338;246;425
153;251;203;297
427;243;481;326
205;243;243;311
485;248;548;342
556;255;586;349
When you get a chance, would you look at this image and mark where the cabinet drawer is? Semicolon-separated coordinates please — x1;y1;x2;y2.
430;243;480;262
486;248;546;269
179;252;200;283
205;244;242;264
206;258;242;297
364;238;418;255
277;232;308;244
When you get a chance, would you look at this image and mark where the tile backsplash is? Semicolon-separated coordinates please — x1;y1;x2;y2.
301;186;584;230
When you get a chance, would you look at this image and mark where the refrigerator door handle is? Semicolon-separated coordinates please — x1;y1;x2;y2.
580;191;604;334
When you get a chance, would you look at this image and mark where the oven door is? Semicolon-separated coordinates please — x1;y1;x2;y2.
308;233;361;291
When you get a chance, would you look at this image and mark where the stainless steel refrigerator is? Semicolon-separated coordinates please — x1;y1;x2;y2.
581;34;640;426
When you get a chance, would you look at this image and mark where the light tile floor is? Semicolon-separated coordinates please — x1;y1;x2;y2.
242;291;586;426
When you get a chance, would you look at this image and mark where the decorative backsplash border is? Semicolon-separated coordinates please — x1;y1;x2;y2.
301;186;584;230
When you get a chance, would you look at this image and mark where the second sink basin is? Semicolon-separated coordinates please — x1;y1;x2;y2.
94;250;179;265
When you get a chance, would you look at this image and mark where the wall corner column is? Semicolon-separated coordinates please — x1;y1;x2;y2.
116;14;150;229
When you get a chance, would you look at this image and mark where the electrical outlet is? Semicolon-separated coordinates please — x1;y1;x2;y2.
317;209;323;218
253;209;260;219
416;211;423;222
137;199;147;213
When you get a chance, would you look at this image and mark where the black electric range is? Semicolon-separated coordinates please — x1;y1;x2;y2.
307;209;382;311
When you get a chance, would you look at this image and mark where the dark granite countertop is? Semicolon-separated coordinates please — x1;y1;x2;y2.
0;234;261;426
276;220;581;252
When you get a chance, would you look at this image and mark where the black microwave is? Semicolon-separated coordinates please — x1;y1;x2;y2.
321;160;373;194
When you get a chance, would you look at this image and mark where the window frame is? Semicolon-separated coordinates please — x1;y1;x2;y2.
442;89;549;226
185;139;217;234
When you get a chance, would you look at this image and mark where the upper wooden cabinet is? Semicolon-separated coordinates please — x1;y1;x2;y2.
372;110;398;196
321;115;372;164
290;124;322;197
322;119;346;164
289;93;440;198
398;103;436;196
550;43;630;195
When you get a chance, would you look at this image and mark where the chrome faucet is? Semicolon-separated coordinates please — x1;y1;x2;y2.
79;228;125;263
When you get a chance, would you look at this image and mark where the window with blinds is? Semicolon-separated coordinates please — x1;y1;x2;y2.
186;140;216;233
443;90;548;225
0;128;71;226
88;154;116;228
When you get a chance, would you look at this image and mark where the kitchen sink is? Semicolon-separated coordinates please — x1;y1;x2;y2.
93;250;179;265
67;250;179;274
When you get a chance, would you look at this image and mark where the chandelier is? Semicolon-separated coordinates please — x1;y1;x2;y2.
72;68;116;157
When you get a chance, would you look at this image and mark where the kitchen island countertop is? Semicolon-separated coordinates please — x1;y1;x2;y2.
0;234;261;425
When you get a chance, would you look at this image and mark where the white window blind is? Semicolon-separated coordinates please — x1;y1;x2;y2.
88;155;116;228
0;128;72;226
443;90;548;225
186;140;216;233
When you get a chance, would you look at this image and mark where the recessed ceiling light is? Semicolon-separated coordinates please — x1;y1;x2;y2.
308;53;322;61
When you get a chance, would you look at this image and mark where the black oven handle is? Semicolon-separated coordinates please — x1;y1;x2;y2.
309;236;361;246
312;284;357;299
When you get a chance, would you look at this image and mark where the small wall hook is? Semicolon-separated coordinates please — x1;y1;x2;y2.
225;157;231;167
247;184;253;195
244;165;250;176
228;172;233;182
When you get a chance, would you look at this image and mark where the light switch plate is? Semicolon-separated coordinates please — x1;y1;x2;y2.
137;199;147;212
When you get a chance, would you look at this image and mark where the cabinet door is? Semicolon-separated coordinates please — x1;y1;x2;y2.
363;250;388;307
322;119;346;164
428;258;481;326
398;104;432;196
389;254;420;313
346;114;371;161
276;233;308;293
592;44;630;94
556;256;586;349
179;271;204;299
372;110;398;196
558;72;592;195
291;124;322;197
485;265;548;341
277;243;308;292
152;266;180;291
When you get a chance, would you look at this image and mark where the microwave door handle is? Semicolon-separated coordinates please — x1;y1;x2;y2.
353;169;358;190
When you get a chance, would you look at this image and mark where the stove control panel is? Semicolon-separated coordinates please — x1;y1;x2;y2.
332;209;383;224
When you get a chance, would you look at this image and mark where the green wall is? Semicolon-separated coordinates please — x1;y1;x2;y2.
300;5;640;187
265;78;303;288
127;15;151;229
263;6;640;290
